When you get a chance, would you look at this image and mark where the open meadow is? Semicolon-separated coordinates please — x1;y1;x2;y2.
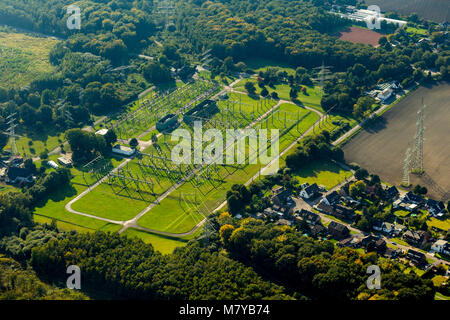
0;31;58;88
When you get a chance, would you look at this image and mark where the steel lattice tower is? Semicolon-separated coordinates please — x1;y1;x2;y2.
4;113;20;156
402;145;411;186
411;98;426;174
312;61;333;94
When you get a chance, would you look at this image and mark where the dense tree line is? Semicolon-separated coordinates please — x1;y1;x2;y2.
0;167;71;236
30;231;290;300
217;217;436;300
0;254;88;300
174;0;449;114
285;130;344;170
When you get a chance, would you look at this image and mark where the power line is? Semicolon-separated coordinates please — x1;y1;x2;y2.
411;98;426;174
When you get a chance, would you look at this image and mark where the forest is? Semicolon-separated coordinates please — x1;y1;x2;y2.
0;0;447;300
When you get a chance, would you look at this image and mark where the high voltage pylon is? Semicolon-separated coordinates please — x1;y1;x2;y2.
411;98;426;174
312;61;333;94
402;144;412;186
2;113;21;156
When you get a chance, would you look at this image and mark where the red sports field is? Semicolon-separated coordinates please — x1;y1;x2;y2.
338;27;383;47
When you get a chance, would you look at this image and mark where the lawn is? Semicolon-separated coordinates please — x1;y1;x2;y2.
427;217;450;231
70;183;151;221
33;184;116;231
394;210;411;218
233;80;323;112
291;160;353;190
122;228;191;255
0;31;59;87
10;131;66;157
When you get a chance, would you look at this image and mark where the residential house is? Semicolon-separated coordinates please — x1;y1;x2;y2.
384;248;400;259
373;219;383;232
384;186;399;200
337;237;360;248
427;199;446;217
332;204;355;220
360;234;379;248
264;207;284;219
297;209;321;225
299;183;319;199
321;191;340;206
404;192;424;205
373;239;387;254
382;222;395;235
310;224;327;237
406;249;427;267
316;202;355;221
403;230;430;247
328;221;350;239
271;186;295;212
339;181;352;197
431;240;448;254
5;167;33;184
276;219;293;226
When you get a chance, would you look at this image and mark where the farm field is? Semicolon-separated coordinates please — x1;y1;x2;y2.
343;82;450;201
365;0;450;23
0;31;59;87
338;27;383;47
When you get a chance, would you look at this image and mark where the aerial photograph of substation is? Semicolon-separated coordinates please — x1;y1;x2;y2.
0;0;449;312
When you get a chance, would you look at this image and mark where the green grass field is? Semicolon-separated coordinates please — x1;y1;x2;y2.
9;132;66;157
233;80;323;112
0;31;59;88
427;217;450;231
291;160;352;190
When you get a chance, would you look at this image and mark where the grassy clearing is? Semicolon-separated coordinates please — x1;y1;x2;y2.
394;210;411;218
10;132;66;157
233;80;323;112
0;31;59;88
291;160;353;190
122;228;189;255
33;184;115;231
427;217;450;231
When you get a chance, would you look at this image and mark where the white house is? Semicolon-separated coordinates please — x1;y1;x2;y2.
378;88;393;102
300;183;319;199
321;191;340;206
382;222;395;235
431;240;448;254
47;160;59;169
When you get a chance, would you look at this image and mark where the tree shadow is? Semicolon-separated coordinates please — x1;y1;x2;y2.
362;116;388;133
35;184;78;209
